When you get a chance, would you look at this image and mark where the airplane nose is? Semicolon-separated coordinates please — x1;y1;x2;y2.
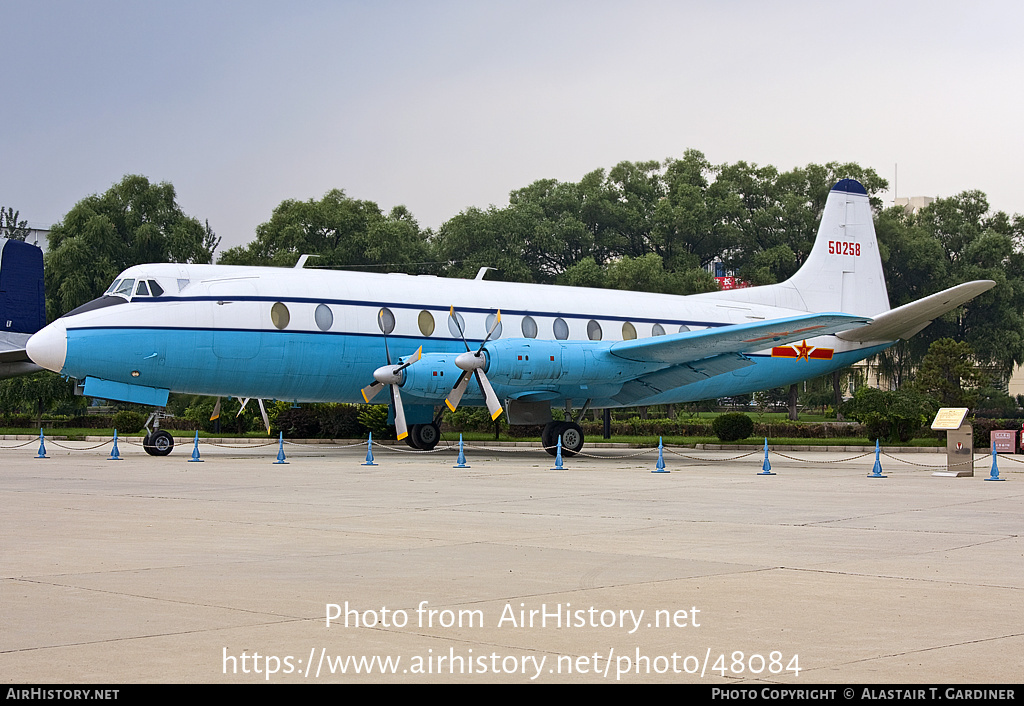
26;321;68;373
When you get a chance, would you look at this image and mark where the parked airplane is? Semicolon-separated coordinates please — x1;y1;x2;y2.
0;238;45;378
26;179;994;456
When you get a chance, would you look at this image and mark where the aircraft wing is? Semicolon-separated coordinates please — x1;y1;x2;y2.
0;332;41;378
609;313;870;365
836;281;995;343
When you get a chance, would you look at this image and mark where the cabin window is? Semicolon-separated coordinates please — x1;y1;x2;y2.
485;313;502;339
447;311;466;338
271;302;290;329
378;307;396;334
418;310;435;336
587;320;602;341
678;325;691;333
622;322;637;340
553;318;569;340
315;304;333;331
521;316;538;338
652;324;666;336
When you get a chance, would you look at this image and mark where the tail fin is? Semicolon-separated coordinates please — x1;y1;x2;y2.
704;179;891;317
784;178;890;316
0;238;45;334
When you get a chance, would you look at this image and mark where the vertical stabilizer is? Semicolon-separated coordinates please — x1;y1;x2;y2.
785;179;890;316
0;238;46;334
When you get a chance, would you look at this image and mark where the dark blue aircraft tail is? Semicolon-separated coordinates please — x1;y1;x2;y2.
0;238;45;334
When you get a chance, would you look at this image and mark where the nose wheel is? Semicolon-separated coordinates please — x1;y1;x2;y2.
143;430;174;456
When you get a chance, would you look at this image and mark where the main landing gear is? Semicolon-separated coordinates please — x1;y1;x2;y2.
142;410;174;456
542;421;584;457
405;421;441;451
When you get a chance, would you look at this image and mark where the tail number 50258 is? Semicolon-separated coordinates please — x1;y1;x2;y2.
828;241;860;256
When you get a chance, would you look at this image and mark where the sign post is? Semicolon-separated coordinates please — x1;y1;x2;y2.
931;408;973;477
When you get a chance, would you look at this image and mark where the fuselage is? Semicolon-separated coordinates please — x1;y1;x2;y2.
27;262;889;411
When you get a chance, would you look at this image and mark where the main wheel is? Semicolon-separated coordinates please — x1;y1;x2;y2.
411;422;440;451
541;421;559;455
143;430;174;456
557;421;585;457
405;425;424;450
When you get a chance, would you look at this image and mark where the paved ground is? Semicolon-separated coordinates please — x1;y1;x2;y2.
1;437;1021;684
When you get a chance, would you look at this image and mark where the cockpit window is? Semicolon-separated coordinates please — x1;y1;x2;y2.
135;281;150;297
105;279;121;295
114;279;135;297
150;281;164;297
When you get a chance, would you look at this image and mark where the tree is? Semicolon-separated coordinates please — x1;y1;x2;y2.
218;190;429;272
913;338;987;408
0;207;31;241
0;372;81;427
874;192;1024;380
45;175;220;318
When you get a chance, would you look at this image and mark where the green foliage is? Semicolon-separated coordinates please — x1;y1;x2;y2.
913;338;986;408
0;372;81;425
1;207;31;241
218;191;429;272
45;175;220;318
843;387;938;443
357;405;394;439
711;412;754;442
111;410;146;434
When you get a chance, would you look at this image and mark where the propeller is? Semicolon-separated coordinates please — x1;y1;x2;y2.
444;307;504;421
238;396;271;434
360;309;422;441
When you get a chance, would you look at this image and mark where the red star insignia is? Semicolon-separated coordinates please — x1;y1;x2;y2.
794;340;813;361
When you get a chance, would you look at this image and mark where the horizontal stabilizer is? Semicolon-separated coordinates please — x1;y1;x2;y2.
836;281;995;343
610;313;870;365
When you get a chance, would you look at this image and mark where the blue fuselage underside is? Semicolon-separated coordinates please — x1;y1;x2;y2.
64;326;891;408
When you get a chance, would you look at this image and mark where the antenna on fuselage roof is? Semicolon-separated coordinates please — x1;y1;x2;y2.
475;266;495;280
295;254;319;269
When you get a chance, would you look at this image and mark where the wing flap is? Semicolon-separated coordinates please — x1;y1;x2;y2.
836;281;995;343
609;313;869;365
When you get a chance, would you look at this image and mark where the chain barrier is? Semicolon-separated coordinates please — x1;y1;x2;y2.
6;431;1021;474
0;438;42;449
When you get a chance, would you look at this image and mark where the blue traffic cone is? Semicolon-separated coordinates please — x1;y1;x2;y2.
188;431;203;463
454;434;470;468
758;437;775;475
274;431;288;464
108;429;122;461
362;432;377;466
652;436;669;473
551;435;565;470
986;441;1006;481
35;428;48;459
868;439;886;478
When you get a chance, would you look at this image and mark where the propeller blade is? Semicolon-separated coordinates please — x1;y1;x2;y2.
444;370;472;412
474;370;504;421
395;346;422;372
481;309;501;349
450;306;471;352
210;397;221;421
237;398;250;416
390;385;408;440
257;398;270;435
361;381;385;403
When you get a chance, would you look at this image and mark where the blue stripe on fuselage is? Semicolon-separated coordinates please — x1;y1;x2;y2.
63;326;891;407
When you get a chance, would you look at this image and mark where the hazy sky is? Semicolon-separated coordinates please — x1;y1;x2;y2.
3;0;1022;252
